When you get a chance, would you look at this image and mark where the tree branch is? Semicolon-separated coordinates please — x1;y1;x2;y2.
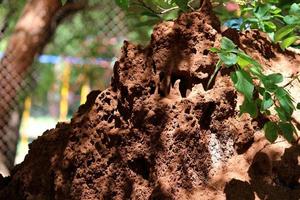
51;0;88;30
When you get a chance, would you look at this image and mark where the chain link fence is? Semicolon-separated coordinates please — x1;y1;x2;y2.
0;0;128;175
0;64;36;174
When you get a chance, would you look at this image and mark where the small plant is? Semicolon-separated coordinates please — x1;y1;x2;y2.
240;1;281;33
117;0;300;49
114;0;195;41
115;0;193;15
273;3;300;50
210;37;300;143
239;1;300;50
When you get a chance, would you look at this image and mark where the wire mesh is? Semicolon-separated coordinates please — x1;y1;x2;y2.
0;0;128;173
0;64;33;172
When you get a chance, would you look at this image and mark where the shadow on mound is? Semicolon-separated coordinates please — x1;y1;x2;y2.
225;145;300;200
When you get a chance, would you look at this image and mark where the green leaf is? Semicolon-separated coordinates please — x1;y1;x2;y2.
237;55;250;68
264;21;276;32
275;88;294;116
153;0;175;8
243;18;259;30
264;122;278;143
237;51;261;69
270;7;281;14
240;98;258;118
268;0;279;3
173;0;189;11
262;78;278;92
280;36;299;50
244;18;259;24
278;122;295;142
219;52;237;66
289;3;300;15
297;103;300;109
274;25;296;42
231;69;254;101
221;37;237;51
210;47;220;53
254;4;269;18
115;0;129;9
268;32;275;42
275;106;289;122
266;73;283;84
249;66;263;77
283;15;300;25
141;11;161;18
135;19;160;27
261;92;273;111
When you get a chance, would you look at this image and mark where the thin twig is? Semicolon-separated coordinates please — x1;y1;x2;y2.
136;0;180;15
283;72;300;88
159;6;179;14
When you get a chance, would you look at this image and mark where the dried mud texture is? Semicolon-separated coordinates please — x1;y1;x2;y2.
1;2;300;200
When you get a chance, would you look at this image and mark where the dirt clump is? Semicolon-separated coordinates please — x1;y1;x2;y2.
1;1;300;200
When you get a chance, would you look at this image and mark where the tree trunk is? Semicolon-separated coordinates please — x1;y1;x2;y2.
0;0;63;112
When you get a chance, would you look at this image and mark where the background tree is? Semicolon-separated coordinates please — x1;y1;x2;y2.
0;0;88;173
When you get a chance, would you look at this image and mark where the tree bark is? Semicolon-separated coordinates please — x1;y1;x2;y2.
0;0;61;115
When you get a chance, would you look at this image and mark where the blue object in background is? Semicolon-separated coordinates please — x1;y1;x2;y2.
38;54;62;64
0;52;112;67
224;18;243;30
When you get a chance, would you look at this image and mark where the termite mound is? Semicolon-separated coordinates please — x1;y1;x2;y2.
1;1;300;199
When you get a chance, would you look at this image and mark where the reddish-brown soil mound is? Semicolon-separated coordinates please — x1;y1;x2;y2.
1;1;300;199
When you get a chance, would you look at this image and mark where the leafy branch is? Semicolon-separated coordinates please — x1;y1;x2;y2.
210;37;300;143
115;0;194;14
239;1;300;50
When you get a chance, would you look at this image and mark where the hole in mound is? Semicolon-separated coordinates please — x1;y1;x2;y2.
191;48;197;54
150;184;172;200
95;142;104;154
103;97;111;105
114;116;122;128
117;99;131;120
191;120;196;127
101;134;123;148
152;62;157;74
87;155;95;167
159;71;165;82
128;157;150;180
203;49;209;55
224;179;255;200
199;102;216;129
171;72;201;98
149;81;156;94
235;138;254;154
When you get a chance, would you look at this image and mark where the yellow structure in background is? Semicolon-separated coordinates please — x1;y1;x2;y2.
20;97;31;143
59;62;71;121
15;96;31;165
80;80;90;105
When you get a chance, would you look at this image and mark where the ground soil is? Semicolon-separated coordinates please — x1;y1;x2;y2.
1;1;300;199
